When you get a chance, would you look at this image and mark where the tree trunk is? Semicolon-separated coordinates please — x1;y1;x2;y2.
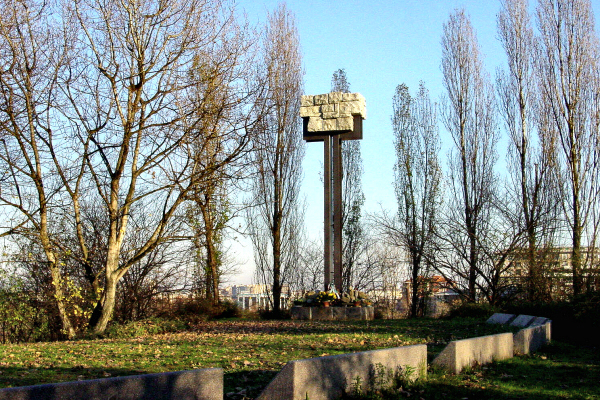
272;221;282;313
90;273;118;334
410;256;420;318
49;262;77;339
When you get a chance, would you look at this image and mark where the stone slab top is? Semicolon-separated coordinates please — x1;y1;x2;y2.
300;92;366;133
486;313;516;325
510;314;537;327
530;316;551;326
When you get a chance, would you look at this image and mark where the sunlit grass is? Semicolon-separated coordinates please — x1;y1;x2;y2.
0;318;509;397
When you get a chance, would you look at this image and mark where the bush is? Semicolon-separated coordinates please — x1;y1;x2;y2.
443;301;500;319
503;291;600;345
258;308;291;320
158;297;243;322
0;271;52;343
104;317;188;339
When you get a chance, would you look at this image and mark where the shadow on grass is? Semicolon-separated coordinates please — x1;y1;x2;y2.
224;369;277;399
0;366;152;389
418;342;600;400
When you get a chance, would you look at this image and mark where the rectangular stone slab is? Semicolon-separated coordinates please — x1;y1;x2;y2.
0;368;223;400
510;314;537;327
530;316;550;326
514;322;552;355
486;313;516;325
432;333;514;374
290;306;373;321
300;92;366;134
257;345;427;400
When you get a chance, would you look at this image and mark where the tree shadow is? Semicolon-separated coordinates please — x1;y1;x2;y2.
0;366;220;400
224;369;277;399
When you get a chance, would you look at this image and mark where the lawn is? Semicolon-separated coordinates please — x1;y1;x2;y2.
0;318;596;399
355;341;600;400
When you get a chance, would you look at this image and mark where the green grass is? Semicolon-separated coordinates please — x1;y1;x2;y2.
0;318;509;398
348;341;600;400
2;318;595;399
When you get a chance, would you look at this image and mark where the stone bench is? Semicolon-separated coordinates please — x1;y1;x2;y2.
0;368;223;400
432;333;514;374
257;345;426;400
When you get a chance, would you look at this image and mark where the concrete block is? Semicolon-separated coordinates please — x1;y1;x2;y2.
257;345;427;400
432;333;514;374
302;92;366;133
486;313;516;325
513;322;552;355
307;117;323;132
290;306;311;320
322;119;337;131
321;103;337;114
300;95;314;107
331;307;347;320
314;94;329;105
341;92;361;102
299;105;320;118
336;116;354;131
0;368;223;400
328;91;343;103
312;307;333;321
340;99;366;118
510;314;536;327
530;317;550;326
290;306;374;321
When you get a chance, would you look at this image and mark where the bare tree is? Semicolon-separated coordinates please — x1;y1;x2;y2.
330;68;365;292
496;0;560;300
439;9;500;302
536;0;600;296
376;82;442;317
184;45;253;305
0;0;260;334
247;3;304;314
0;0;78;338
288;237;324;295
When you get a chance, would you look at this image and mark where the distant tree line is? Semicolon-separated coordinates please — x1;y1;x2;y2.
377;0;600;317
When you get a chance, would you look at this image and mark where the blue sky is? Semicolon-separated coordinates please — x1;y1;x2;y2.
229;0;600;284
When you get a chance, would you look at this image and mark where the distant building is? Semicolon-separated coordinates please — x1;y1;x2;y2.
401;275;459;317
222;284;291;311
505;247;600;299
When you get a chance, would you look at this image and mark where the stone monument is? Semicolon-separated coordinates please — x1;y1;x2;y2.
300;92;366;293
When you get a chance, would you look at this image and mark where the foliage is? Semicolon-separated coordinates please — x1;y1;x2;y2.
295;290;372;307
247;3;305;314
0;271;51;344
103;318;188;339
443;301;500;319
343;363;420;399
316;291;338;303
503;291;600;344
159;298;243;323
331;68;367;294
388;82;441;318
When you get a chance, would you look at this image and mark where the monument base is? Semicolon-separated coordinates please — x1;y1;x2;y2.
291;306;374;321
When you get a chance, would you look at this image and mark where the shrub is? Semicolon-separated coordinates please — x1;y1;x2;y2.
157;296;244;322
443;301;500;319
0;271;52;343
259;308;291;320
104;317;188;339
503;291;600;345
